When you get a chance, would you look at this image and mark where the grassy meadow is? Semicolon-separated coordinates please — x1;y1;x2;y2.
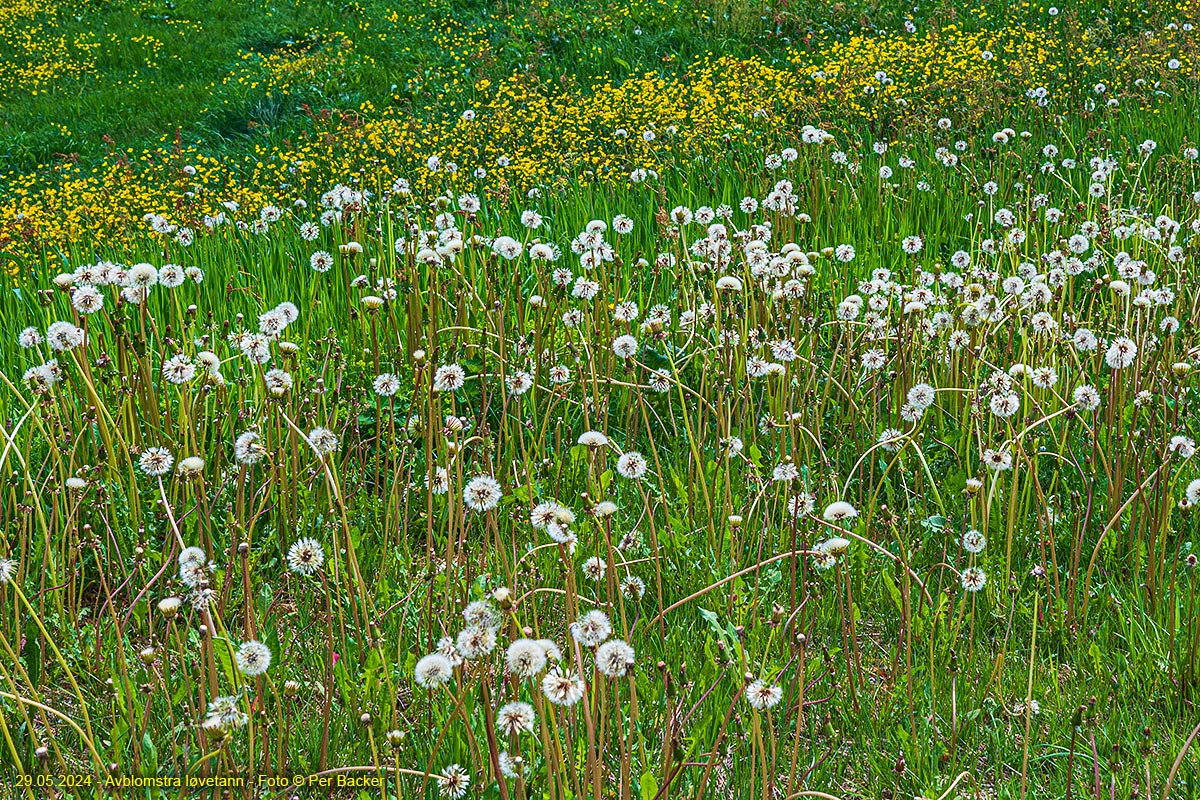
3;0;1200;798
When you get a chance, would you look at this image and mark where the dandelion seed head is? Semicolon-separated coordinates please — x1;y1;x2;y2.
595;639;635;677
139;447;175;477
463;475;502;512
745;680;783;710
437;764;470;799
497;701;536;735
506;638;548;678
570;610;612;647
308;427;339;457
235;640;272;676
287;538;325;575
543;669;587;706
823;501;858;523
961;566;987;592
414;653;455;688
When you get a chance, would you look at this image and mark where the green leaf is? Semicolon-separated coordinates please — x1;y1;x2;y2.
880;568;903;613
698;606;721;631
747;443;763;466
141;732;158;777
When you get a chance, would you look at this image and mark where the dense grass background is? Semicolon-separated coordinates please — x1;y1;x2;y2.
1;0;760;175
2;0;1200;798
2;0;1190;177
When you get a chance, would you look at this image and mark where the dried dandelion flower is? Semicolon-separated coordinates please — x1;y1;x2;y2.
235;640;272;677
287;538;325;576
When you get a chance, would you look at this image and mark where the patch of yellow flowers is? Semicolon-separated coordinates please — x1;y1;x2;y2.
0;0;100;98
0;16;1192;266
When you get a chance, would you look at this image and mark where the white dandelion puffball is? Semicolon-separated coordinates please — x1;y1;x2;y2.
823;501;858;523
287;538;325;575
745;679;783;710
463;475;502;512
496;701;537;735
414;653;455;688
595;639;635;677
235;640;272;677
506;638;548;678
616;451;648;480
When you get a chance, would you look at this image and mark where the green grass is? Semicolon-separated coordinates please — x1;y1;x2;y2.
2;0;1200;798
3;0;1183;179
3;120;1200;796
1;0;723;175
